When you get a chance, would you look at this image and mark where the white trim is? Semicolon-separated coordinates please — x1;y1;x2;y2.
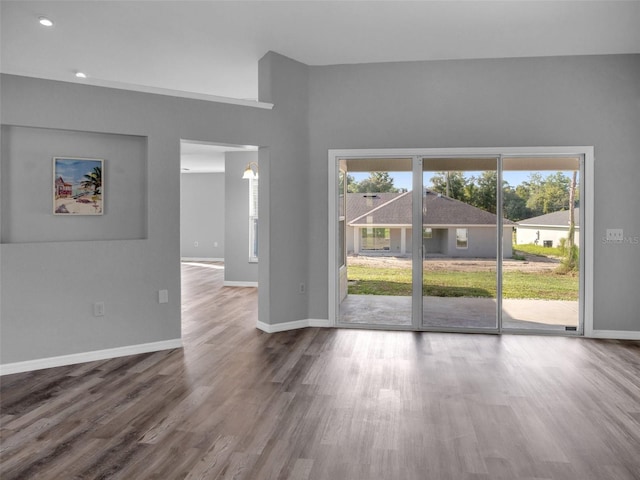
256;318;332;333
309;318;332;328
583;147;595;337
3;70;274;109
588;330;640;340
0;339;183;376
181;257;224;262
223;281;258;287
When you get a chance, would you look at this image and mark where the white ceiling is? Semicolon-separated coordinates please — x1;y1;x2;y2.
6;1;637;173
2;1;639;101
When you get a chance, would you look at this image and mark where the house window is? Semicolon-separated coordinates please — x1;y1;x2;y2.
423;227;433;239
456;228;468;249
249;177;258;262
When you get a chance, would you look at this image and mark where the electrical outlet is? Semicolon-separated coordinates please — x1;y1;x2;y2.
606;229;624;243
214;241;218;247
93;302;105;317
299;283;306;294
159;290;169;304
194;241;199;247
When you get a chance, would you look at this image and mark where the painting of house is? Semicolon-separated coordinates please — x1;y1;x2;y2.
346;191;514;258
54;176;72;198
517;208;580;247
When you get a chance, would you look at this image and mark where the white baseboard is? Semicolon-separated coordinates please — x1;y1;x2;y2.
256;318;332;333
223;281;258;288
0;338;183;376
181;257;224;262
588;330;640;340
309;318;332;328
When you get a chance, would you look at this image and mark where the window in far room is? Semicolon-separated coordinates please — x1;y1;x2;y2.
249;177;258;262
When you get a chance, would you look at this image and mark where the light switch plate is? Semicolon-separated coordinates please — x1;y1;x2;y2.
606;229;623;242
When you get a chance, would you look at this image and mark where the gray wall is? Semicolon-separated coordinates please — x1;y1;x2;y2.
2;125;147;243
224;151;258;284
180;173;225;259
307;54;640;331
2;52;639;367
258;52;310;325
0;74;271;364
441;227;512;258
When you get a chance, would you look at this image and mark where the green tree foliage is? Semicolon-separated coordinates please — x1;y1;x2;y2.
503;186;530;221
352;172;399;193
470;171;498;214
430;171;467;200
81;166;102;195
525;172;572;216
431;171;498;213
428;170;578;221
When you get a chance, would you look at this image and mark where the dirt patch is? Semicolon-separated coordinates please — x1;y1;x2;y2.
347;253;560;273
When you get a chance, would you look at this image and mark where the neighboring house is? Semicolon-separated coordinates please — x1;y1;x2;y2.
517;208;580;247
55;176;73;198
346;191;514;258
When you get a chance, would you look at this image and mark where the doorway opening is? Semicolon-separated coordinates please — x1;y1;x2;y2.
329;147;593;335
180;140;260;333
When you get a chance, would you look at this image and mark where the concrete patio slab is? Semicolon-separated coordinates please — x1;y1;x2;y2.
339;294;578;331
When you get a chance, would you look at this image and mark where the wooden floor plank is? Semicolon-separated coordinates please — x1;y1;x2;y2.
1;261;639;479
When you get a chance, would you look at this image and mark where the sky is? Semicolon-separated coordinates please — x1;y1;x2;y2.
55;158;102;186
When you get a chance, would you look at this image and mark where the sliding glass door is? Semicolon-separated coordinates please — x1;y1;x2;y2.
338;157;413;328
333;149;585;335
501;156;582;333
421;157;500;331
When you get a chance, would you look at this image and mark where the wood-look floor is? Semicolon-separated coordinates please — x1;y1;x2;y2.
2;261;640;479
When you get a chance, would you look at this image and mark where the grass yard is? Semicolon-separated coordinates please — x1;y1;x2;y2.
348;264;578;300
513;243;565;258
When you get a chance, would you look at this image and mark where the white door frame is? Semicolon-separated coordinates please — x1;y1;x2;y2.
328;146;594;335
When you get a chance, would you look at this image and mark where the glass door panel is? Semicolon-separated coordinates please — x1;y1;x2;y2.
502;156;581;332
421;158;499;330
338;158;413;327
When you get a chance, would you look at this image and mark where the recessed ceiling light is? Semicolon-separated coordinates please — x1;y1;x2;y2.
38;16;54;27
75;72;87;79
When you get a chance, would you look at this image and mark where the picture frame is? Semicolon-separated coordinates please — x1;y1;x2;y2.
53;157;104;215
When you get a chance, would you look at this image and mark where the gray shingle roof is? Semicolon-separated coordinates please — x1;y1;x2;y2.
518;208;580;227
347;191;514;226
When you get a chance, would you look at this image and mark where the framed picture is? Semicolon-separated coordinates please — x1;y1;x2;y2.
53;157;104;215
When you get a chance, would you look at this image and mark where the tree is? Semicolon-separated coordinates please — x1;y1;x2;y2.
355;172;398;193
469;171;498;214
81;166;102;195
526;171;571;216
560;170;579;272
429;171;467;200
503;185;530;221
345;173;360;193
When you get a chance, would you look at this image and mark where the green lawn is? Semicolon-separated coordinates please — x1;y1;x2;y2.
513;243;565;257
348;265;578;300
